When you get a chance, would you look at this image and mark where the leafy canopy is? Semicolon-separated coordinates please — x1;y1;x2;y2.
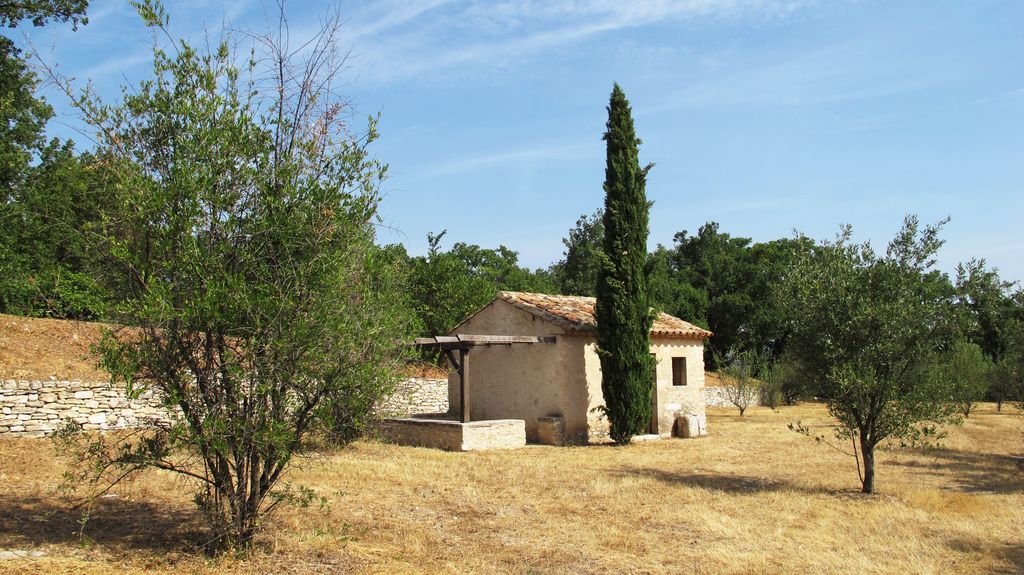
55;0;413;549
781;215;960;493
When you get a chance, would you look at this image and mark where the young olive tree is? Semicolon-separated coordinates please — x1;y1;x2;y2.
53;1;413;549
781;216;959;493
719;352;760;416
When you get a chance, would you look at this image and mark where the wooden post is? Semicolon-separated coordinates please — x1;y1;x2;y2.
460;347;470;423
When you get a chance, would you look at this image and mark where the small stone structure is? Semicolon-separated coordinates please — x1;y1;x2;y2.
378;418;525;451
1;377;449;437
0;379;170;437
446;291;713;444
536;415;566;446
704;386;761;408
674;413;708;438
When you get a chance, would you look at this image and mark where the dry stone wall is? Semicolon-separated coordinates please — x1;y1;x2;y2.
0;379;171;438
377;377;449;417
0;377;449;438
704;385;761;408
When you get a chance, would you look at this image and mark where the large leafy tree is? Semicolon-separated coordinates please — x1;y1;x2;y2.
594;83;654;445
55;1;413;549
781;216;959;493
406;230;557;345
1;143;114;318
0;0;87;28
0;37;50;198
667;223;808;367
554;210;605;296
0;0;103;318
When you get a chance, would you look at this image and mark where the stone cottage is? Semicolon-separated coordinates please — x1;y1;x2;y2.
448;291;712;444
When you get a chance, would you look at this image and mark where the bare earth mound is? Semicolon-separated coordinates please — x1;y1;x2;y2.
0;314;449;382
0;314;110;381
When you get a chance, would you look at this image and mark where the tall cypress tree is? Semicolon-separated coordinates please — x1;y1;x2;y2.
595;83;654;445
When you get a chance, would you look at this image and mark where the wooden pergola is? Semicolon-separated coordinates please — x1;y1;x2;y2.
413;335;556;423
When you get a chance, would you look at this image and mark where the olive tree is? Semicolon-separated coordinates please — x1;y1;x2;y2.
53;1;413;549
719;351;760;416
781;216;959;493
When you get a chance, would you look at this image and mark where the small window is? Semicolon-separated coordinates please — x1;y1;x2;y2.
672;357;687;386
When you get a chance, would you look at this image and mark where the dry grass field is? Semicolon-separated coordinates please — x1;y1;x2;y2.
1;403;1022;575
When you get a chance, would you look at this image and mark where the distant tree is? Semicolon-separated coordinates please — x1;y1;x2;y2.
1;144;112;318
0;38;50;198
719;351;761;416
989;357;1023;412
405;231;556;364
935;340;993;418
987;289;1024;411
594;83;654;445
956;260;1014;358
556;210;604;296
407;231;494;341
449;241;555;294
757;356;793;410
667;224;807;368
781;216;960;493
53;2;412;549
953;261;1024;410
647;244;707;329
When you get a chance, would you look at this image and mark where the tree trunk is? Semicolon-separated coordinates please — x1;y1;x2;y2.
859;437;875;494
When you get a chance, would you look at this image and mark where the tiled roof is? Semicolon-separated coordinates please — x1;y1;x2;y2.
496;291;712;339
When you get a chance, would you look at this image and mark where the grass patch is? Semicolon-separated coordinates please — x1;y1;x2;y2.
1;403;1021;574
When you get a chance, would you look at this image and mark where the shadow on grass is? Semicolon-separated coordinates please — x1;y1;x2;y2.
1001;542;1024;574
0;494;206;554
889;448;1024;494
609;466;831;495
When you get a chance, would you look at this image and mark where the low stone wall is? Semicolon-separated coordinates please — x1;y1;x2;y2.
0;380;171;438
378;377;449;417
379;418;526;451
704;386;761;408
0;377;450;438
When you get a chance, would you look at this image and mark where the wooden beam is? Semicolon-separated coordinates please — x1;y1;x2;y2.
414;335;556;348
457;335;556;344
460;347;470;423
443;348;461;372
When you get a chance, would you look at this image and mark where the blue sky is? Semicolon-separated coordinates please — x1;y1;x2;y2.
20;0;1024;283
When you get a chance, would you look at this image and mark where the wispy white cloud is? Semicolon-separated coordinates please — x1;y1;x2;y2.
78;51;153;83
345;0;457;41
421;141;594;178
339;0;819;85
645;39;950;115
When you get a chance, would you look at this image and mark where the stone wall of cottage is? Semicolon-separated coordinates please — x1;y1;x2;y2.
0;377;450;438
